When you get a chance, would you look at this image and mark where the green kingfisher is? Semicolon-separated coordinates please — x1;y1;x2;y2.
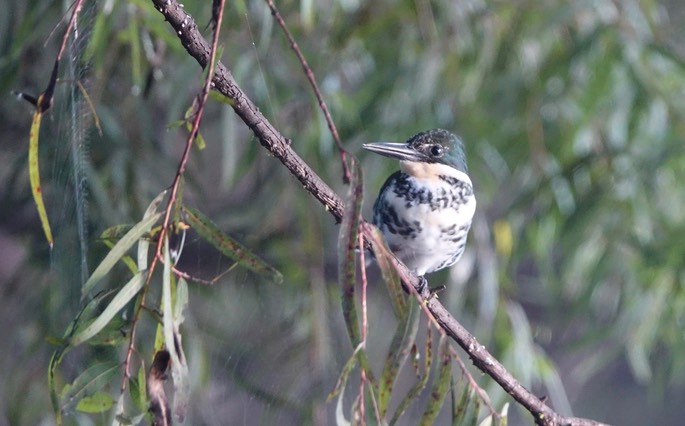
364;129;476;287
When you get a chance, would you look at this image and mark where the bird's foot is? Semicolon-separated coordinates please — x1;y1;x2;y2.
428;284;446;298
415;277;445;298
417;276;428;293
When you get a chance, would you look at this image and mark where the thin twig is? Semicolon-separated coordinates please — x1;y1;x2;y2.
121;0;227;401
57;0;85;61
264;0;350;183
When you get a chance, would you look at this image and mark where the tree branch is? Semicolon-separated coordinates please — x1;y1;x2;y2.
148;1;608;425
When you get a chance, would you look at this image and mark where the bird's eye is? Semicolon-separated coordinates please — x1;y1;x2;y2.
430;145;444;157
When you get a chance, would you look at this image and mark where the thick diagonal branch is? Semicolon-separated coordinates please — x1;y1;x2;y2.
149;2;607;425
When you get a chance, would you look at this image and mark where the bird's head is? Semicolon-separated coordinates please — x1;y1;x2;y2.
363;129;468;174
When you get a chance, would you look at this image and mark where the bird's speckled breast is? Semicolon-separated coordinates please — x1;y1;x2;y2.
373;163;476;275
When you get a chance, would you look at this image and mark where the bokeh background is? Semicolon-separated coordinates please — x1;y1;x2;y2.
2;0;685;424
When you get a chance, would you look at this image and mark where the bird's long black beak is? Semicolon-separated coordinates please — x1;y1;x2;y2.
363;142;423;162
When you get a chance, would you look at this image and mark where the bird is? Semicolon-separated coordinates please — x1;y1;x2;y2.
364;129;476;290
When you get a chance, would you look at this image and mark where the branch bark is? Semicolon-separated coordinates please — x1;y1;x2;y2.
148;2;608;425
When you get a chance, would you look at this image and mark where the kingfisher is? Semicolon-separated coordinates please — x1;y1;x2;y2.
364;129;476;290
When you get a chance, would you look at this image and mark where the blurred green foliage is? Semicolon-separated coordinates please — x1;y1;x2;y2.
2;0;685;424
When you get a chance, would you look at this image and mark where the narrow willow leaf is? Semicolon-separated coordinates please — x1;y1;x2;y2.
82;212;161;298
209;90;235;105
335;159;377;387
467;396;481;426
82;4;108;64
338;157;363;347
100;225;137;273
74;80;103;135
71;272;145;346
60;361;119;412
175;277;189;325
138;361;148;410
379;300;419;416
83;315;127;346
154;322;165;353
419;335;452;426
129;363;148;413
453;377;470;424
48;346;69;424
194;130;207;150
167;119;186;129
183;205;283;283
112;392;126;426
365;223;406;318
390;327;434;426
28;108;53;247
163;238;189;422
82;191;165;297
115;412;147;426
76;390;115;413
366;382;383;426
127;16;143;90
18;58;59;248
478;414;492;426
139;190;167;272
454;384;479;426
99;224;134;241
496;403;509;426
335;382;351;426
183;102;206;150
48;290;114;422
327;343;363;402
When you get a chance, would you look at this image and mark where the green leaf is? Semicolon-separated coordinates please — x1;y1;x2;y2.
82;190;165;298
99;224;134;241
48;290;118;423
194;130;207;150
365;223;406;318
338;157;363;347
126;15;143;91
130;363;148;412
163;237;189;422
183;103;207;150
175;277;189;325
420;335;451;425
48;346;68;424
479;404;510;426
82;213;160;298
99;225;138;273
71;272;145;346
390;326;434;425
182;205;282;283
60;361;119;412
495;403;509;426
209;90;235;105
379;300;419;416
335;158;376;387
28;105;53;247
76;391;115;413
83;315;127;346
453;383;480;426
327;342;363;402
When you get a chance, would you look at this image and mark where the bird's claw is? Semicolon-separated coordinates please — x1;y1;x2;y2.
428;284;446;298
415;277;445;298
416;276;428;293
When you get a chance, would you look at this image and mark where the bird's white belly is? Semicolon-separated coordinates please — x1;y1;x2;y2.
381;187;476;276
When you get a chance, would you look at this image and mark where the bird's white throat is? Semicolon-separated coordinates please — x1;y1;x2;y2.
399;160;472;186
